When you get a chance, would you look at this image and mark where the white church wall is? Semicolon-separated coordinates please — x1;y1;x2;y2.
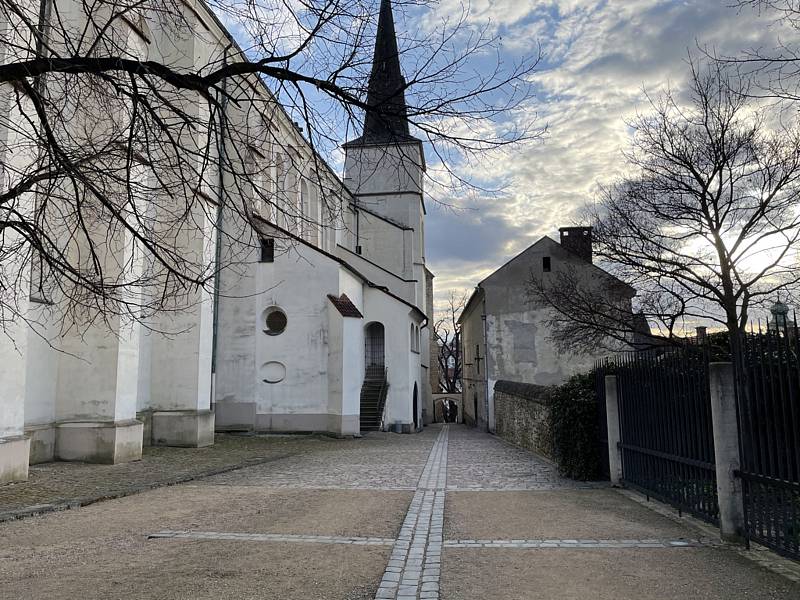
334;244;417;305
340;314;365;435
216;232;347;433
350;209;411;281
23;315;59;463
252;241;337;431
344;143;424;200
1;5;38;476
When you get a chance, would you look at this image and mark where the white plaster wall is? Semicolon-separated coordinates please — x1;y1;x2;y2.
253;247;334;419
341;316;365;420
23;316;59;426
216;234;342;424
334;245;416;305
343;144;424;202
353;210;410;280
136;328;152;412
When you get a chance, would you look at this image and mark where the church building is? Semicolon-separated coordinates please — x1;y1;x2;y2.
213;0;433;437
0;0;432;484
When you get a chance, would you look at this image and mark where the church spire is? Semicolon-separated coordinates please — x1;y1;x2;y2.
361;0;412;143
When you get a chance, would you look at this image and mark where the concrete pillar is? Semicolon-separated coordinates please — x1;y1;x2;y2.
147;207;216;447
709;362;746;544
0;321;31;483
1;252;31;482
605;374;623;486
54;318;144;464
53;228;144;464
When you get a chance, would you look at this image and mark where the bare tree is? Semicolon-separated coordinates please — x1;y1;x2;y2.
716;1;800;103
433;290;465;393
0;0;541;336
529;62;800;354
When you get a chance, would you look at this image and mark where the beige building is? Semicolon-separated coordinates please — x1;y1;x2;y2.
459;227;634;431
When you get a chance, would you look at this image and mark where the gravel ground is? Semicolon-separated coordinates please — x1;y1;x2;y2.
0;433;336;518
441;547;800;599
444;489;693;541
0;470;411;599
1;424;798;600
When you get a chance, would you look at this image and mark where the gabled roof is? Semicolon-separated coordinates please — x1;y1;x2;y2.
327;293;364;318
458;285;485;324
480;235;635;296
458;234;636;325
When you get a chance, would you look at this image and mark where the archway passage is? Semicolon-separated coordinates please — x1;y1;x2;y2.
365;322;385;378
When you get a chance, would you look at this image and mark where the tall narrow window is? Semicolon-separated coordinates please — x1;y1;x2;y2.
542;256;551;272
260;238;275;263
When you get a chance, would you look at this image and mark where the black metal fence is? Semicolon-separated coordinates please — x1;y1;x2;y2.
736;323;800;559
600;345;719;524
596;322;800;560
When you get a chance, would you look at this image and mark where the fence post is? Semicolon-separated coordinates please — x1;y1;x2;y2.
708;362;745;544
604;375;623;486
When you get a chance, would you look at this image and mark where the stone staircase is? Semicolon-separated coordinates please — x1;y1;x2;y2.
360;367;389;432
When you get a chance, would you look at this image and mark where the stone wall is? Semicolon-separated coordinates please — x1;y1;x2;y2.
493;380;554;461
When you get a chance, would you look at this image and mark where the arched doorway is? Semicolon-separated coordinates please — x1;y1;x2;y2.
412;383;419;430
365;322;385;378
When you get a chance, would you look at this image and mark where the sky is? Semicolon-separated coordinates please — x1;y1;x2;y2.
216;0;796;311
406;0;796;308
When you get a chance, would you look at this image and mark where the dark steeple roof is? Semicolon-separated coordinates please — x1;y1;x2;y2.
346;0;416;146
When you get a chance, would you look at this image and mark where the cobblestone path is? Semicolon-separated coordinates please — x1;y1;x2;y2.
1;424;799;599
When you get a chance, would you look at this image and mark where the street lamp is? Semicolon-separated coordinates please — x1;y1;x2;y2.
770;296;790;332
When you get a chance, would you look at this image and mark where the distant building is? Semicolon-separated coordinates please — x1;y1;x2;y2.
458;227;635;431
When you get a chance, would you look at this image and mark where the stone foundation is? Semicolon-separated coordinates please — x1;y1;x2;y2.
136;410;153;447
0;436;31;484
25;424;56;464
213;405;363;438
152;410;215;447
55;420;143;464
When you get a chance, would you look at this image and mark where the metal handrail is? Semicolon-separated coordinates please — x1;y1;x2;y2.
377;367;389;431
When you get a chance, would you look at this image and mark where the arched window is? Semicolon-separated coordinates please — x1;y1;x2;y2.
365;322;385;375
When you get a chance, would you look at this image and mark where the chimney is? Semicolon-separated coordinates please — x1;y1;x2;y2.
559;226;593;263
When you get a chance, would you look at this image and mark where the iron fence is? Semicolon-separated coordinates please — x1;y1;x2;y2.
599;344;720;525
735;321;800;560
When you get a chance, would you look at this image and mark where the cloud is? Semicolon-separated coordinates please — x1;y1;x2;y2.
422;0;796;307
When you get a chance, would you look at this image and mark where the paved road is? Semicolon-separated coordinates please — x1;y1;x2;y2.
0;424;798;599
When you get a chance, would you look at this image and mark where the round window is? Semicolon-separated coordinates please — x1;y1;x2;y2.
265;309;287;335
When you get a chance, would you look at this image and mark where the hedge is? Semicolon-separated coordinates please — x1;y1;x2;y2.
548;372;605;481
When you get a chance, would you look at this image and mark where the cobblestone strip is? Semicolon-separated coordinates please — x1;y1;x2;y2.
148;531;394;546
376;426;448;600
443;538;720;549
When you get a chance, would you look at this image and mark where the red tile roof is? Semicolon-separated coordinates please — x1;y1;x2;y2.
327;293;363;318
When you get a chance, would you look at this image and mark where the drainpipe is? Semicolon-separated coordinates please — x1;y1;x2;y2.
210;49;228;409
481;310;490;433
